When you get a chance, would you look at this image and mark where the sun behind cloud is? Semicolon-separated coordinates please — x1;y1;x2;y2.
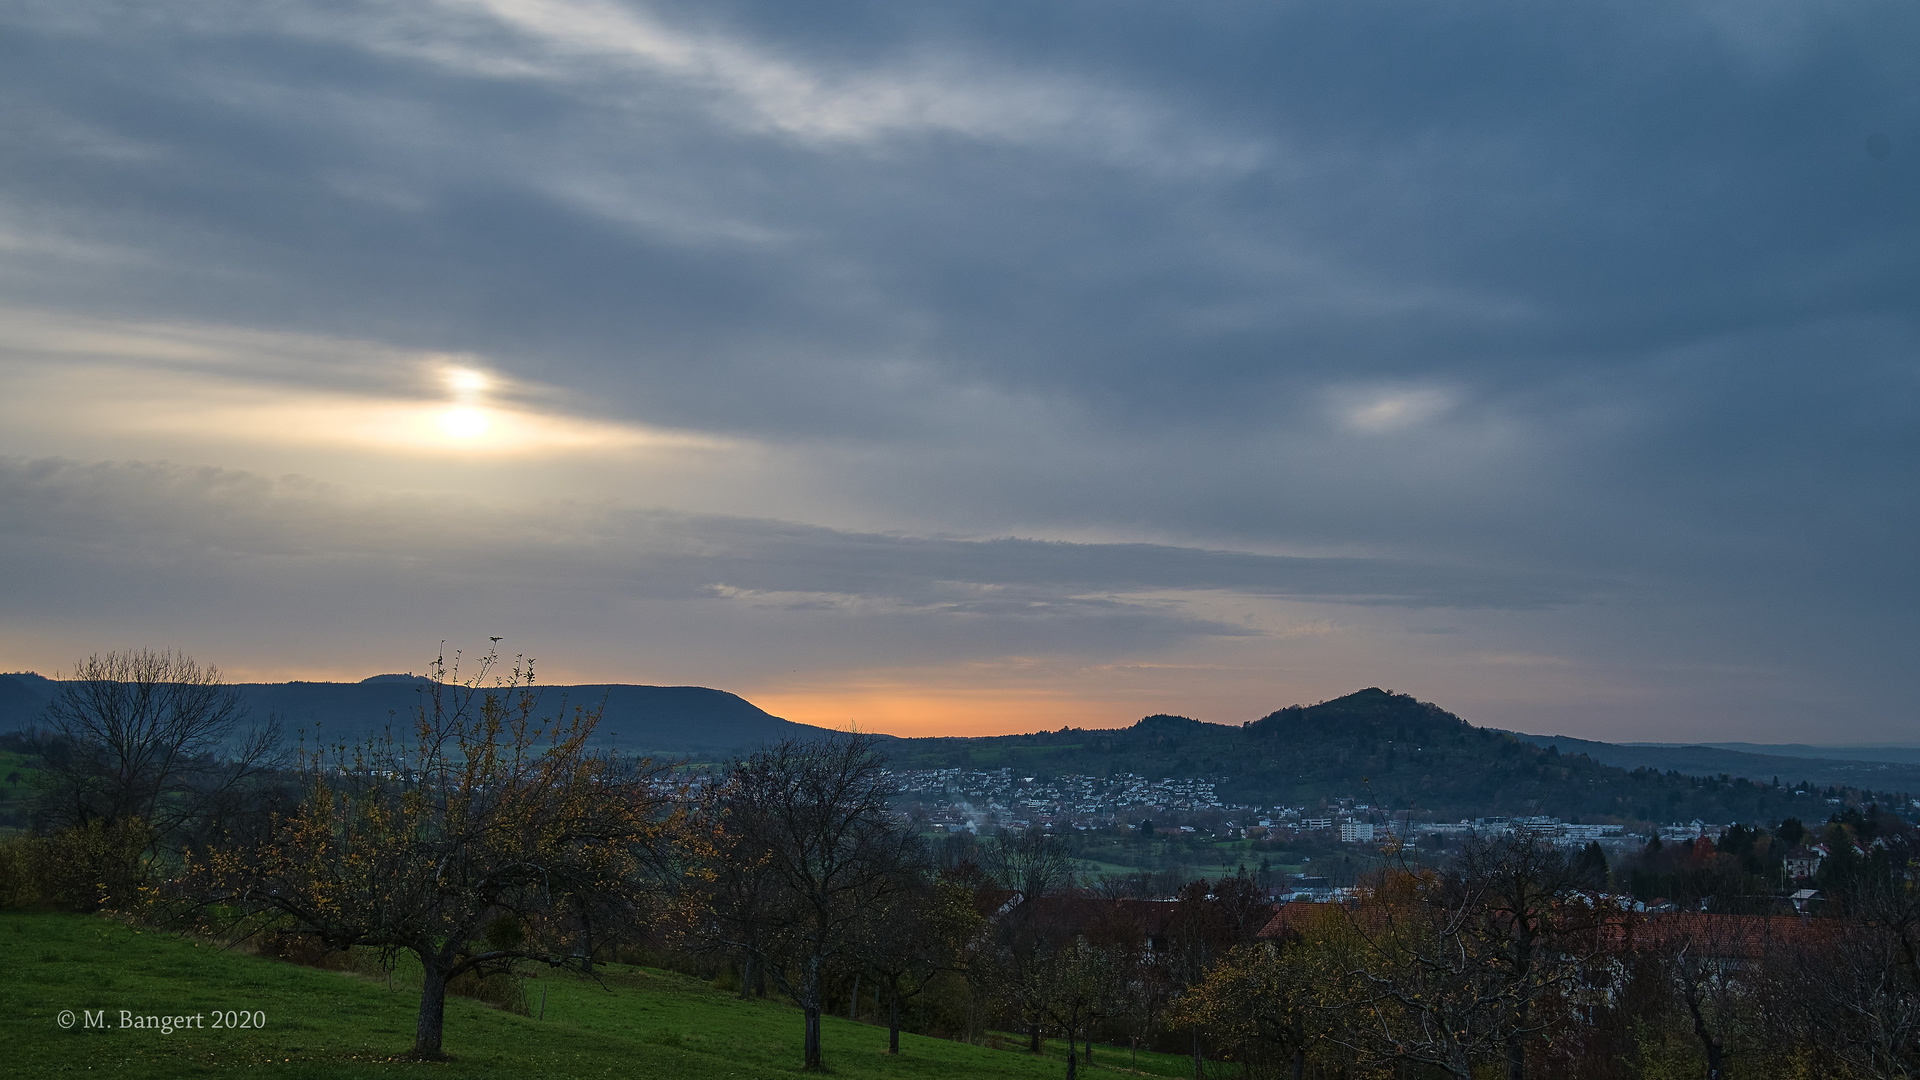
436;406;492;439
0;311;737;461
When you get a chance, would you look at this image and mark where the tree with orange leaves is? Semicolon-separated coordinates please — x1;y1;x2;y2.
197;648;678;1059
1316;830;1617;1080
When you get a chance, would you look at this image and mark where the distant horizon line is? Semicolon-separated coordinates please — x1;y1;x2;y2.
10;669;1919;752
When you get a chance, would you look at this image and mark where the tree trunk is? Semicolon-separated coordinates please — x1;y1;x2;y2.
1291;1012;1305;1080
850;972;861;1021
1192;1028;1205;1080
415;961;449;1059
740;953;756;1001
888;982;901;1054
1686;987;1723;1080
577;910;595;975
804;1006;823;1070
803;956;824;1070
1508;917;1534;1080
1067;1031;1079;1080
1030;1020;1042;1053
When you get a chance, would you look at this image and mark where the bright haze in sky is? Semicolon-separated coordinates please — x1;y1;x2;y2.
0;0;1914;742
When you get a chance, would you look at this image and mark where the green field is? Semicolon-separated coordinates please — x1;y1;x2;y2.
1;911;1196;1079
0;750;38;829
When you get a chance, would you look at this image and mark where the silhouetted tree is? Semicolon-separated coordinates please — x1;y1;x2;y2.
706;733;922;1070
1043;937;1125;1080
1779;820;1920;1079
984;827;1077;1053
1322;830;1614;1080
37;649;280;906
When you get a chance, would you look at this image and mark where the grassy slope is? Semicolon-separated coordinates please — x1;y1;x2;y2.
1;912;1192;1079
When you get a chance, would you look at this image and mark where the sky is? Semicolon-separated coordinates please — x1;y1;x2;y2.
0;0;1915;742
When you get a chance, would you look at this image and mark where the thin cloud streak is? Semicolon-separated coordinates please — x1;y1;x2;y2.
0;456;1589;612
0;311;735;459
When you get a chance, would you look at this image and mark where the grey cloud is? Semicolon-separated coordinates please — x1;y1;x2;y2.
0;1;1915;734
6;1;1908;429
0;457;1587;622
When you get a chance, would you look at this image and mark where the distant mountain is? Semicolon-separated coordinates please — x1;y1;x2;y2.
1508;732;1920;794
0;673;57;730
888;688;1888;824
6;670;1909;823
1652;742;1920;766
0;673;831;756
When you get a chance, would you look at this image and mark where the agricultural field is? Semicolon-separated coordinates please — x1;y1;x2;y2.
1;911;1194;1080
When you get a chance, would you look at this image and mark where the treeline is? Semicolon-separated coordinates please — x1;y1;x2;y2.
3;649;1919;1079
1611;809;1911;913
1179;826;1920;1080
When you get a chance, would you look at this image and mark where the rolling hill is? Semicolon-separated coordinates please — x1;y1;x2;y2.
1508;732;1920;795
0;672;829;756
888;688;1895;824
5;668;1909;824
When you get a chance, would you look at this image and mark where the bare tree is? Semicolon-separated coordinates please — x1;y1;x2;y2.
986;826;1077;905
1456;828;1609;1080
1634;913;1794;1080
1043;937;1125;1080
858;873;974;1053
984;827;1077;1053
705;733;922;1071
37;649;279;905
1323;831;1612;1080
1165;876;1251;1079
1777;838;1920;1080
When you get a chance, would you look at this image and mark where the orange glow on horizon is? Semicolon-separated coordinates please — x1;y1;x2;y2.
740;684;1149;738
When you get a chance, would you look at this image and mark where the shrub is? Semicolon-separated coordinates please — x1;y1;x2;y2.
0;820;153;911
447;967;531;1015
253;930;362;972
0;832;35;908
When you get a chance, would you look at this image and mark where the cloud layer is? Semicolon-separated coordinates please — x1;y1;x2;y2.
0;0;1915;739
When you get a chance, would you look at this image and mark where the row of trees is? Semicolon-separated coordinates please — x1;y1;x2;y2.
1184;840;1920;1080
5;648;1920;1078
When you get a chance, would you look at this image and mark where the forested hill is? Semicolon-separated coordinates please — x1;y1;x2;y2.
1508;732;1920;795
889;688;1875;825
0;672;828;755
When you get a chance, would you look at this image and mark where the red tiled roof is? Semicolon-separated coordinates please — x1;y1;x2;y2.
1257;901;1335;940
1622;912;1837;960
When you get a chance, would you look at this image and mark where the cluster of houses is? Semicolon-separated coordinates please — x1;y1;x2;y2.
891;768;1232;833
888;769;1736;856
883;768;1849;918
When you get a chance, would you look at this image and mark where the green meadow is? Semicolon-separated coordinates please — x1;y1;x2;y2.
2;911;1195;1079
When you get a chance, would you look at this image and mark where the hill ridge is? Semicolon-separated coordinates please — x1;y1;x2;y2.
0;674;830;755
888;688;1899;824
